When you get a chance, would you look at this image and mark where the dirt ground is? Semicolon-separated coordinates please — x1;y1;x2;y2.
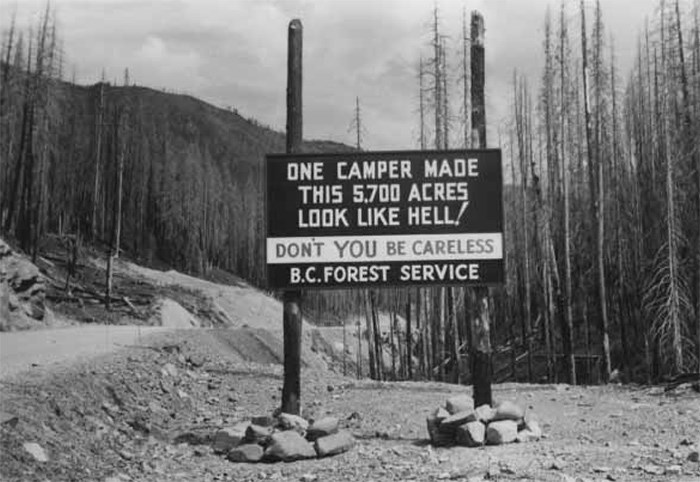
1;328;699;482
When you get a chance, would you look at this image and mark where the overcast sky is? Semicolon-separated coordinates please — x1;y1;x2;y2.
1;0;661;150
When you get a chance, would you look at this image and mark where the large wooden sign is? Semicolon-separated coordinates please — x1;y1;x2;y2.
266;149;503;289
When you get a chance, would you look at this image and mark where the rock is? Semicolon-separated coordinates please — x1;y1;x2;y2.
688;451;699;462
161;363;178;378
306;417;338;441
187;354;206;367
251;415;277;427
245;424;272;445
265;431;316;461
278;413;309;435
427;407;458;446
104;475;130;482
446;395;474;415
516;420;542;442
23;442;48;462
427;414;453;446
433;407;450;421
665;465;681;475
300;474;318;482
486;420;518;445
641;464;664;475
516;429;538;443
0;411;19;428
474;404;496;423
173;432;207;445
314;431;355;457
227;443;264;463
524;419;542;438
440;411;476;430
455;421;485;447
213;424;248;453
493;401;524;422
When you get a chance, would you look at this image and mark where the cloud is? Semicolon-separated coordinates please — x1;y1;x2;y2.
0;0;661;150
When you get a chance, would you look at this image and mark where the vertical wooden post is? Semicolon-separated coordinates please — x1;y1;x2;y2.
406;291;413;380
470;11;492;408
281;18;303;416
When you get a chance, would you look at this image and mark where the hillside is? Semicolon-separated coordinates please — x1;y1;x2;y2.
0;63;354;285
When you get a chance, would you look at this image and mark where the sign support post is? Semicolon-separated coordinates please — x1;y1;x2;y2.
281;18;303;416
470;11;493;408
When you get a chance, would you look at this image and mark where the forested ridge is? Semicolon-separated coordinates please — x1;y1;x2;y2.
0;11;351;287
1;1;699;387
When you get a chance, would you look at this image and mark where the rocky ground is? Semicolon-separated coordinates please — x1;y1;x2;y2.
2;238;700;481
1;327;699;482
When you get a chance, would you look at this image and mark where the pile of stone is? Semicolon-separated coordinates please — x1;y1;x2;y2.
212;413;355;463
426;395;542;447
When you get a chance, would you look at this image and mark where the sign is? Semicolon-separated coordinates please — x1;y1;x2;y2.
265;149;504;289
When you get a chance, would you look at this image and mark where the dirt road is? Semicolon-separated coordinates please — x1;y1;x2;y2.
2;328;699;481
0;325;171;379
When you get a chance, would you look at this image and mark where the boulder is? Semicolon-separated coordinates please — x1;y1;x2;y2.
264;431;316;461
23;442;48;462
245;424;272;446
486;420;518;445
524;420;542;439
307;417;339;441
213;423;248;453
516;429;539;443
314;431;355;457
493;401;524;422
433;407;450;421
455;421;485;447
227;443;264;463
445;395;474;415
251;415;277;427
427;414;453;446
475;404;496;423
440;411;476;430
277;413;309;435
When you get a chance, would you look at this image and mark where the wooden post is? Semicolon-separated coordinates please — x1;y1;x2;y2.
470;11;492;408
281;18;303;416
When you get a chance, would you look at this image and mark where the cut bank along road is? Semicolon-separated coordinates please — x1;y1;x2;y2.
0;325;172;379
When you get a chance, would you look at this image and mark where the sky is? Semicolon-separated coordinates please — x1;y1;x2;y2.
0;0;662;151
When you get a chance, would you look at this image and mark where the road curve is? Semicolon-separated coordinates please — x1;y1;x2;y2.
0;325;172;379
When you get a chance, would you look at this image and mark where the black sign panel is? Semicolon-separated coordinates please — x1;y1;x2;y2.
265;149;504;289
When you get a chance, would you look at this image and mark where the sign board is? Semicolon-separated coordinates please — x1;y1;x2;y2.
265;149;504;289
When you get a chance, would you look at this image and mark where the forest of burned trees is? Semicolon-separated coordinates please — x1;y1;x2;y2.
0;7;270;286
504;0;700;385
340;0;700;386
1;2;699;386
